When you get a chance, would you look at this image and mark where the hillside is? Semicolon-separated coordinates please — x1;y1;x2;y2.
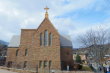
0;40;8;45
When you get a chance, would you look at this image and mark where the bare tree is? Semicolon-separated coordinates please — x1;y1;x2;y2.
78;27;110;65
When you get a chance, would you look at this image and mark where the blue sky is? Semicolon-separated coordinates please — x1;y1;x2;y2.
0;0;110;48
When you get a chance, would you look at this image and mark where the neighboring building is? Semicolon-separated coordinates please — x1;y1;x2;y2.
0;45;7;56
73;49;88;64
103;54;110;65
0;42;7;66
73;44;110;65
73;53;87;64
0;56;6;66
6;7;74;72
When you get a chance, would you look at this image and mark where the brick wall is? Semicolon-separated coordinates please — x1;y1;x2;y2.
6;18;74;72
6;48;18;67
16;18;61;71
60;48;74;70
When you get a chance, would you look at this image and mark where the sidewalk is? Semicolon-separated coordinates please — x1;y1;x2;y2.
0;69;18;73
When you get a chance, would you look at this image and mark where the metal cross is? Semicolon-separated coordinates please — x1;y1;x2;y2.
44;6;49;12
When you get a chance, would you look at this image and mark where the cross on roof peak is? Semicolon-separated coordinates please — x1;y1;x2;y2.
44;6;49;12
44;6;49;18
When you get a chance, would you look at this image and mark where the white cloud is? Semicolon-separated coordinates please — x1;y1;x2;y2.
0;26;14;41
48;0;96;16
70;18;110;48
0;0;110;48
0;1;22;17
19;17;38;28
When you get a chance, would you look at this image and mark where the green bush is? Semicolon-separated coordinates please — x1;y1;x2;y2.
82;66;92;71
76;55;82;64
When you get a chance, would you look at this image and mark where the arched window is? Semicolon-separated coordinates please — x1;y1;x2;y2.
16;49;19;56
23;61;27;68
40;33;43;46
44;61;48;67
25;49;28;56
44;30;48;46
39;61;42;68
49;61;52;67
49;33;52;46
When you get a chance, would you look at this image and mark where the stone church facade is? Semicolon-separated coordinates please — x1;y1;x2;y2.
6;8;74;72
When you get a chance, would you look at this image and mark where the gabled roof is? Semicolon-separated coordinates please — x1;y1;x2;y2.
60;35;72;48
8;35;72;48
34;18;59;35
8;35;20;48
37;18;55;30
8;10;73;48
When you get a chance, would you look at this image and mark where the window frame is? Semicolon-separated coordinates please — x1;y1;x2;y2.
49;33;52;46
49;61;52;67
23;61;27;68
25;49;28;56
40;33;43;46
44;30;48;46
44;61;48;68
16;49;19;56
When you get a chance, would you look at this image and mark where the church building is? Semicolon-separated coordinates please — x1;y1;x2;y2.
6;7;74;72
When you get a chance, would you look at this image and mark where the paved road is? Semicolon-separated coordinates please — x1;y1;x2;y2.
0;69;18;73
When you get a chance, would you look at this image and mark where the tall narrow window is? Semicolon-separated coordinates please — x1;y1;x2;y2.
40;33;43;46
23;61;27;68
44;30;48;46
39;61;42;68
36;65;38;73
49;33;52;46
44;61;48;67
49;61;52;67
25;49;28;56
16;49;19;56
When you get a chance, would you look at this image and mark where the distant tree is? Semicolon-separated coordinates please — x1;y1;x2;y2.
77;26;110;73
78;27;110;65
0;44;7;56
76;54;82;64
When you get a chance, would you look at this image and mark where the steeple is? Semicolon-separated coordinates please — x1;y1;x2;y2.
44;6;49;18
